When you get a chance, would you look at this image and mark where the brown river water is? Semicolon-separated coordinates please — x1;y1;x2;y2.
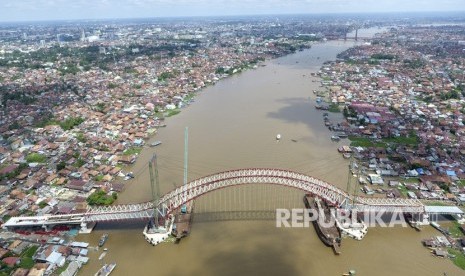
77;32;463;276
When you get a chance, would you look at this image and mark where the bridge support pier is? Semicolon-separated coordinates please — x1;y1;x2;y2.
417;213;430;225
79;221;95;234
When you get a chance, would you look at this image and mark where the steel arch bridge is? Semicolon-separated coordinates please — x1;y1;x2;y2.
3;168;425;229
85;168;425;221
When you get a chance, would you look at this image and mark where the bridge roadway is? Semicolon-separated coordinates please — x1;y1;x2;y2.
3;168;428;230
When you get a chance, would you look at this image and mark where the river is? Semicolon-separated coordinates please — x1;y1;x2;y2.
77;29;463;276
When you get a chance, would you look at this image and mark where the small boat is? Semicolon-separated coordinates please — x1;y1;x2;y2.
150;141;162;147
343;153;351;159
291;139;297;142
99;233;108;247
331;135;340;141
276;134;281;140
342;270;356;276
95;263;116;276
98;252;107;260
123;172;134;181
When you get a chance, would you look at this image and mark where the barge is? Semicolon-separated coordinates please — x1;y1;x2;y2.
172;201;194;242
304;195;342;254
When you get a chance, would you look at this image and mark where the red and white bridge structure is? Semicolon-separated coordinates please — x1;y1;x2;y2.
3;168;426;231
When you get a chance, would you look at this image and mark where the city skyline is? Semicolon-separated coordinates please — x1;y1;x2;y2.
1;0;465;22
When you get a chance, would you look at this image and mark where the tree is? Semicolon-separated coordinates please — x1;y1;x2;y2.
56;162;66;171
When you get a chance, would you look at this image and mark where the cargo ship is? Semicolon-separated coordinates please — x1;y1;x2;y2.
304;195;342;254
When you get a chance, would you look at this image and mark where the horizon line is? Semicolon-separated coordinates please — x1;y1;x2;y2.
1;10;465;25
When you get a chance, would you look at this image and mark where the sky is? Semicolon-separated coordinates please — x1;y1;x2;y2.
0;0;464;22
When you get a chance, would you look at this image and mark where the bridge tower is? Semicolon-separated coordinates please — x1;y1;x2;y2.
344;154;360;210
149;154;161;227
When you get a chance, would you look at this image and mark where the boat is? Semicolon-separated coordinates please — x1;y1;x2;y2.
276;134;281;140
172;201;194;242
304;195;342;254
343;153;351;159
98;233;108;247
98;251;106;260
337;132;348;139
95;263;116;276
150;141;162;147
123;172;134;181
331;135;340;141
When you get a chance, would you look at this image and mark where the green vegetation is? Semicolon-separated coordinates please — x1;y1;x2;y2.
8;121;21;130
184;92;196;102
397;185;409;197
53;262;70;275
440;90;460;101
403;58;425;69
38;201;48;209
76;132;87;143
56;161;66;171
343;106;357;118
348;136;386;148
2;215;11;223
448;248;465;270
108;83;118;89
124;67;138;74
448;221;464;238
295;35;321;42
94;175;104;182
95;102;106;112
158;71;175;81
403;177;420;183
26;153;47;163
19;246;38;269
328;103;340;113
382;136;419;146
36;116;84;131
166;109;181;117
86;190;117;206
371;53;395;60
0;163;27;181
58;63;80;75
59;117;84;131
73;158;85;168
2;91;36;107
348;134;419;148
457;180;465;187
123;147;142;156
